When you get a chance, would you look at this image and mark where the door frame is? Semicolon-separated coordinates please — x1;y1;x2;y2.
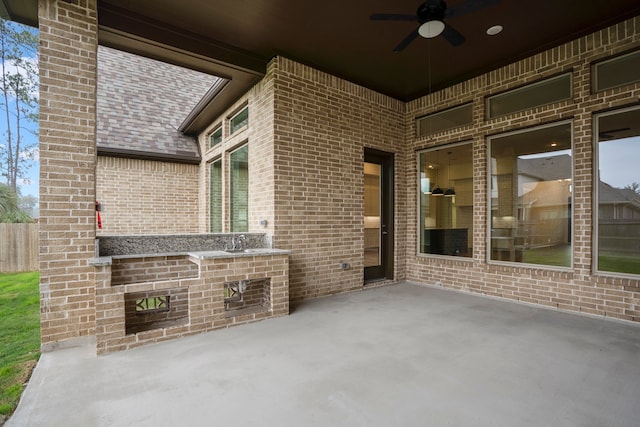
364;148;394;282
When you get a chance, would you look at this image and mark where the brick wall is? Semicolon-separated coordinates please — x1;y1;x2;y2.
198;72;276;235
405;17;640;322
95;253;289;353
124;288;189;334
271;57;406;301
42;3;640;352
199;57;407;302
39;0;98;345
96;156;200;235
110;256;199;286
224;278;271;312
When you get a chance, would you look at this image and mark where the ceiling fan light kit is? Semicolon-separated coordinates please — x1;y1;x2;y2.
486;25;503;36
370;0;500;51
418;20;445;38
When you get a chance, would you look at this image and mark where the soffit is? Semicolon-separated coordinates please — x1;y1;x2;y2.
5;0;640;134
93;0;640;101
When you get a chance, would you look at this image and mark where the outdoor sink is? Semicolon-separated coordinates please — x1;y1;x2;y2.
224;248;268;254
188;248;289;260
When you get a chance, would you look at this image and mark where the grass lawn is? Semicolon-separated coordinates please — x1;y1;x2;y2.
522;244;571;267
0;272;40;420
598;253;640;275
521;246;640;273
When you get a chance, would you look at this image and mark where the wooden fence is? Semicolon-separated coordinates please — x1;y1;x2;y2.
0;223;39;273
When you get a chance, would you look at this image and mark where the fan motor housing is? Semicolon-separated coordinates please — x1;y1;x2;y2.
417;0;446;22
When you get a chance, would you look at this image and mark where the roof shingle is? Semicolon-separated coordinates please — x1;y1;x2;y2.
97;46;218;162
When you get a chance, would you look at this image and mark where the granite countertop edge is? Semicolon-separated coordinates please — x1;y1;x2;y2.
89;249;290;265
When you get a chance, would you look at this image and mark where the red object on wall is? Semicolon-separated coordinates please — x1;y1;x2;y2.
96;201;102;229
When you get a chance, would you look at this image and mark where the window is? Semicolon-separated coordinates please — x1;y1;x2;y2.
416;103;473;137
487;73;572;118
230;144;249;231
210;159;222;232
593;50;640;92
418;143;473;257
230;107;248;135
488;121;572;267
209;126;222;148
595;107;640;276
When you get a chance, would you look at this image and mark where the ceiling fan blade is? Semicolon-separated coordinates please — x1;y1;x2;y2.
370;13;418;21
445;0;500;18
393;29;420;52
602;127;631;134
441;23;465;46
599;127;631;139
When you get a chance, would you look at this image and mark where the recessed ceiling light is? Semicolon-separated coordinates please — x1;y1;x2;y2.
486;25;503;36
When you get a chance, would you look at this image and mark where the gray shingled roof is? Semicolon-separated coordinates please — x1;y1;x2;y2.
518;154;572;181
97;46;218;162
599;181;640;206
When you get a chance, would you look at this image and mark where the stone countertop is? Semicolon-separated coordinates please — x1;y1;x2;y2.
97;233;269;257
188;248;290;259
89;248;290;266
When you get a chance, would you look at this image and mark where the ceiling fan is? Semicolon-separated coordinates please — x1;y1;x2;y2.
371;0;500;52
599;127;631;140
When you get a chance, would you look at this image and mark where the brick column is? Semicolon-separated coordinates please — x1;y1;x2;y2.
39;0;98;347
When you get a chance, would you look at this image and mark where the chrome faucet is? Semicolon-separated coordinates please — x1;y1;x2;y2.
231;234;246;251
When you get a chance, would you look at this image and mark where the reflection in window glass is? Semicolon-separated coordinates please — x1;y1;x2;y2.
230;144;249;232
210;159;222;232
419;143;473;257
416;103;473;137
230;107;248;134
596;107;640;276
593;50;640;92
489;122;572;267
487;73;572;118
364;162;382;267
210;127;222;148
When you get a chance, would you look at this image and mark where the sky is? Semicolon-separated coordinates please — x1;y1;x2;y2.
0;20;39;200
598;137;640;189
0;83;39;199
519;137;640;190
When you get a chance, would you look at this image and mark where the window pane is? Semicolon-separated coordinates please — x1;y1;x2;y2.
230;107;248;134
596;107;640;275
364;162;381;267
593;50;640;92
230;145;249;232
419;143;473;257
416;103;473;137
210;127;222;148
489;122;572;267
487;74;572;118
210;159;222;232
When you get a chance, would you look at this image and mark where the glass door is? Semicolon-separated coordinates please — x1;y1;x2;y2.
364;149;394;282
364;162;382;269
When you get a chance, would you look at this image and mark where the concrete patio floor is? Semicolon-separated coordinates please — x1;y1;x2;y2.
7;282;640;427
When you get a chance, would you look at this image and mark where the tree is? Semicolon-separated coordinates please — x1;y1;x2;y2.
0;182;30;222
0;18;38;194
18;192;38;217
624;182;640;195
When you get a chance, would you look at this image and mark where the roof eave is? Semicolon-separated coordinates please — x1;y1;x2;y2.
97;147;202;164
1;0;38;27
